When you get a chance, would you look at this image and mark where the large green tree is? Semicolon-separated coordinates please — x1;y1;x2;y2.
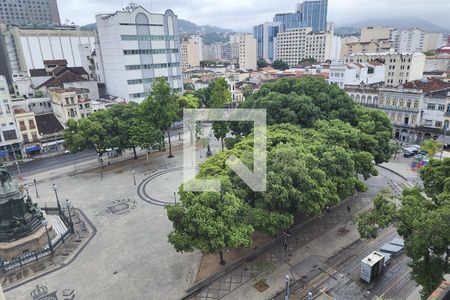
166;178;255;265
209;78;232;149
141;78;180;158
64;110;116;157
167;123;378;260
357;158;450;298
107;102;140;159
257;57;269;68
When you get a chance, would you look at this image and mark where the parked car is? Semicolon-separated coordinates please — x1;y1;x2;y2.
64;149;71;155
403;147;418;157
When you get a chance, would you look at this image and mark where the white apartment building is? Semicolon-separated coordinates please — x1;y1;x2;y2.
276;27;332;66
180;34;203;69
0;24;96;80
0;76;22;160
96;4;182;102
392;28;446;53
344;52;426;86
239;34;257;70
329;60;385;88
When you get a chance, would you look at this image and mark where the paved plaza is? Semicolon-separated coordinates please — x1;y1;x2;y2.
4;147;205;300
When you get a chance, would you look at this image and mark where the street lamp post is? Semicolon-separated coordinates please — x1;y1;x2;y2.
52;183;62;213
15;161;22;180
284;275;290;300
174;192;177;204
42;220;53;254
132;170;136;186
34;179;39;198
65;199;74;233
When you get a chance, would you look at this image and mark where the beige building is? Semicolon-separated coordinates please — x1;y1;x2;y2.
13;108;39;145
48;87;92;124
239;34;257;70
360;26;392;43
180;34;203;70
277;27;332;66
344;52;426;86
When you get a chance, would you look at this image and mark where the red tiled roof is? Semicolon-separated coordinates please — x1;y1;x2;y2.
402;78;450;93
37;70;88;89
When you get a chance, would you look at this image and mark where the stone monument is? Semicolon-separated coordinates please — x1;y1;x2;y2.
0;166;55;261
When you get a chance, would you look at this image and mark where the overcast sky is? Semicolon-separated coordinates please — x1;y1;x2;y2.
58;0;450;31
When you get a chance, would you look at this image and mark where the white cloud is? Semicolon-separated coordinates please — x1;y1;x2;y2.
57;0;450;30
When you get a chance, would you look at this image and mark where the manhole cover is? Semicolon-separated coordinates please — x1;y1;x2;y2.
253;280;269;292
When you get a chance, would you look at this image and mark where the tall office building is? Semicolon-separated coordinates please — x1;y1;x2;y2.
274;0;328;32
180;34;203;69
238;34;257;70
277;27;332;66
253;22;281;61
96;4;182;102
0;0;60;26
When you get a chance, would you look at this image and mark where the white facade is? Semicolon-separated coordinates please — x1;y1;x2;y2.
239;34;257;70
329;61;385;88
276;27;332;66
1;25;95;76
392;28;446;53
96;5;182;102
0;76;22;159
344;52;426;87
330;35;341;61
360;27;392;43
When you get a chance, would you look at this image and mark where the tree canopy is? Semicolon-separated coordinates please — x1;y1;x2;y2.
165;77;393;263
257;57;269;68
271;59;289;70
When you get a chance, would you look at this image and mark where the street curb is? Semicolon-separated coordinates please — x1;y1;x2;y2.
376;164;409;181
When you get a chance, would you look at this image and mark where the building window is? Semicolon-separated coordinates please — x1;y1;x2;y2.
3;129;17;141
438;104;445;111
411;116;416;124
406;101;411;108
399;100;404;107
435;121;443;128
414;101;419;109
427;103;436;110
392;100;397;106
424;120;432;126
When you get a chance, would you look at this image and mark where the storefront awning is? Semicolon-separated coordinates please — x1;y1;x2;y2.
25;145;41;153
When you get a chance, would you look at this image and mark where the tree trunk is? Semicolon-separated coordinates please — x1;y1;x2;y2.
132;146;137;160
221;137;224;150
167;129;174;158
219;250;225;265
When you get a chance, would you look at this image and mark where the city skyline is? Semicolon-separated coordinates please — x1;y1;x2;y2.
58;0;450;31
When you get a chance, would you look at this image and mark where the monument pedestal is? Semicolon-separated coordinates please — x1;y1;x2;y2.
0;224;56;261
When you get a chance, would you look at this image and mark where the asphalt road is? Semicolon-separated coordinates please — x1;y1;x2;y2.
7;149;97;177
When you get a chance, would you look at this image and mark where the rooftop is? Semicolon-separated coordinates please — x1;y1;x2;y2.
30;66;88;78
35;113;64;135
44;59;68;66
48;87;90;94
37;70;89;89
402;78;450;93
